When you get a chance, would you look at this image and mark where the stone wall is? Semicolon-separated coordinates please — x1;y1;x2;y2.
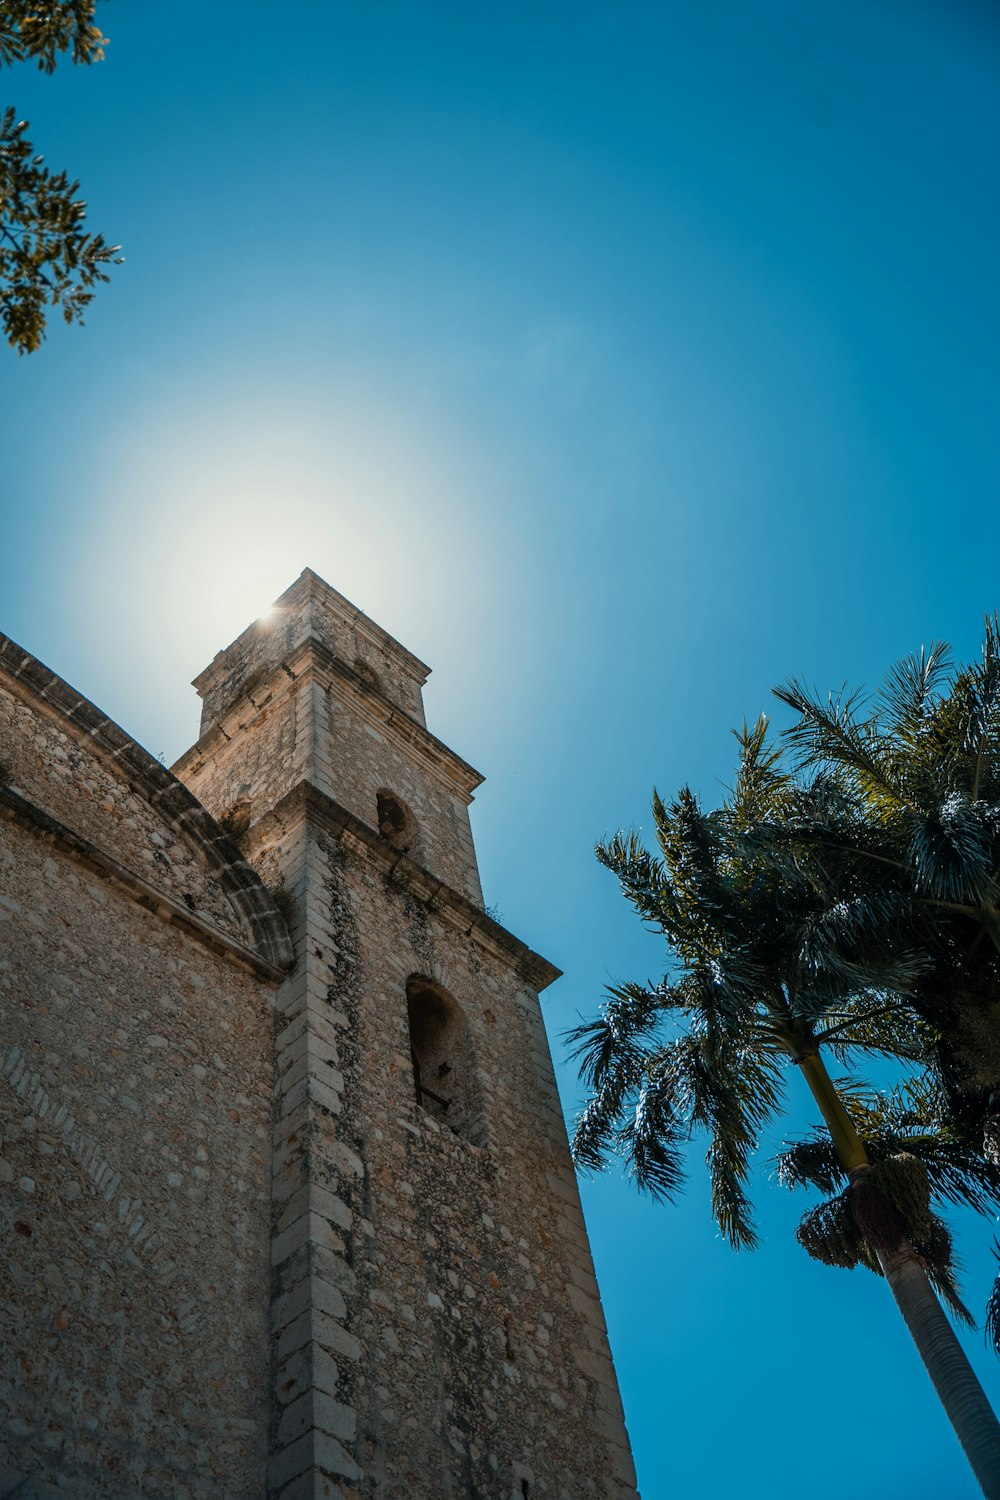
264;815;637;1499
0;680;245;943
0;816;277;1498
177;647;484;910
0;638;290;1499
0;572;640;1500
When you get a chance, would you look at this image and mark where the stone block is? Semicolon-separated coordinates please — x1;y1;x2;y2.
275;1241;357;1299
592;1406;632;1456
273;1210;349;1267
607;1443;638;1489
277;1184;352;1235
277;1010;344;1059
275;1342;342;1407
566;1283;608;1333
267;1430;363;1490
277;1390;356;1446
571;1344;616;1386
276;1307;361;1365
272;1272;348;1334
275;1469;351;1500
280;1074;344;1120
565;1256;600;1296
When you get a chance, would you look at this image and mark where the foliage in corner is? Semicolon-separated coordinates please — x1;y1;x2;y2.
0;0;107;71
1;0;120;354
1;106;121;353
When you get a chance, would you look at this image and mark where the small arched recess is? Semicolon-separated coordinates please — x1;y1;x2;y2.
406;976;486;1145
376;788;415;851
353;657;380;691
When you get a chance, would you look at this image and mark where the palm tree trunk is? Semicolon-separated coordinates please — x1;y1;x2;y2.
877;1242;1000;1499
797;1050;1000;1499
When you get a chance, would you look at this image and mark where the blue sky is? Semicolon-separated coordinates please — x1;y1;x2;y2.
4;2;1000;1494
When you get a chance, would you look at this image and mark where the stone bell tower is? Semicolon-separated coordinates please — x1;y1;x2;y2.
173;569;639;1500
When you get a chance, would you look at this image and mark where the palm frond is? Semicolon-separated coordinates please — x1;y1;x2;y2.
775;1074;1000;1216
625;1064;689;1202
652;788;730;937
567;981;668;1175
773;1135;844;1195
877;641;953;746
570;1096;622;1175
814;995;932;1065
969;614;1000;803
726;716;794;832
565;981;666;1088
596;831;678;933
907;798;997;905
775;679;909;815
695;1035;785;1250
922;1216;975;1329
985;1243;1000;1356
614;1028;785;1247
792;888;925;1000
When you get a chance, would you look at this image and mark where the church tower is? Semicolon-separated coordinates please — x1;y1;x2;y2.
174;569;639;1500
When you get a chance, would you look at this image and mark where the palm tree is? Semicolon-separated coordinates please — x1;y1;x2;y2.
570;721;1000;1497
773;619;1000;1167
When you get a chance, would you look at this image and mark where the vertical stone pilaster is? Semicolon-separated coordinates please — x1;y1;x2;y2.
267;820;363;1500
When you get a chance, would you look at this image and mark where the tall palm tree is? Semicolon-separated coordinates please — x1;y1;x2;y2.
773;619;1000;1165
570;722;1000;1497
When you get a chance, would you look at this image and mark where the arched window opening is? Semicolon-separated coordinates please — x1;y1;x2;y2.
377;789;413;851
406;977;484;1143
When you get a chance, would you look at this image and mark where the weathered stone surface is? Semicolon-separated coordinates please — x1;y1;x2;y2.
1;570;641;1499
0;804;277;1496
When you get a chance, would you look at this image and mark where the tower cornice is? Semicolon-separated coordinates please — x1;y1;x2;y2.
176;636;484;803
245;778;562;994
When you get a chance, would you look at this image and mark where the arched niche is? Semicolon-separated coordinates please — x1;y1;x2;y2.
405;976;485;1144
353;657;380;692
376;788;415;851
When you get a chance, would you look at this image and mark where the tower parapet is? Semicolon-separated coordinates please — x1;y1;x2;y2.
194;569;431;735
178;568;483;906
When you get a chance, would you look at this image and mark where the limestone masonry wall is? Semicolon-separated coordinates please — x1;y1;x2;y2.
267;821;636;1498
1;570;640;1500
0;817;276;1498
0;681;245;944
180;670;483;908
176;570;639;1500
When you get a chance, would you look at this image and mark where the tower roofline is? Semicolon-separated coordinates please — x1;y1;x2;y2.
292;568;432;680
192;568;432;698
